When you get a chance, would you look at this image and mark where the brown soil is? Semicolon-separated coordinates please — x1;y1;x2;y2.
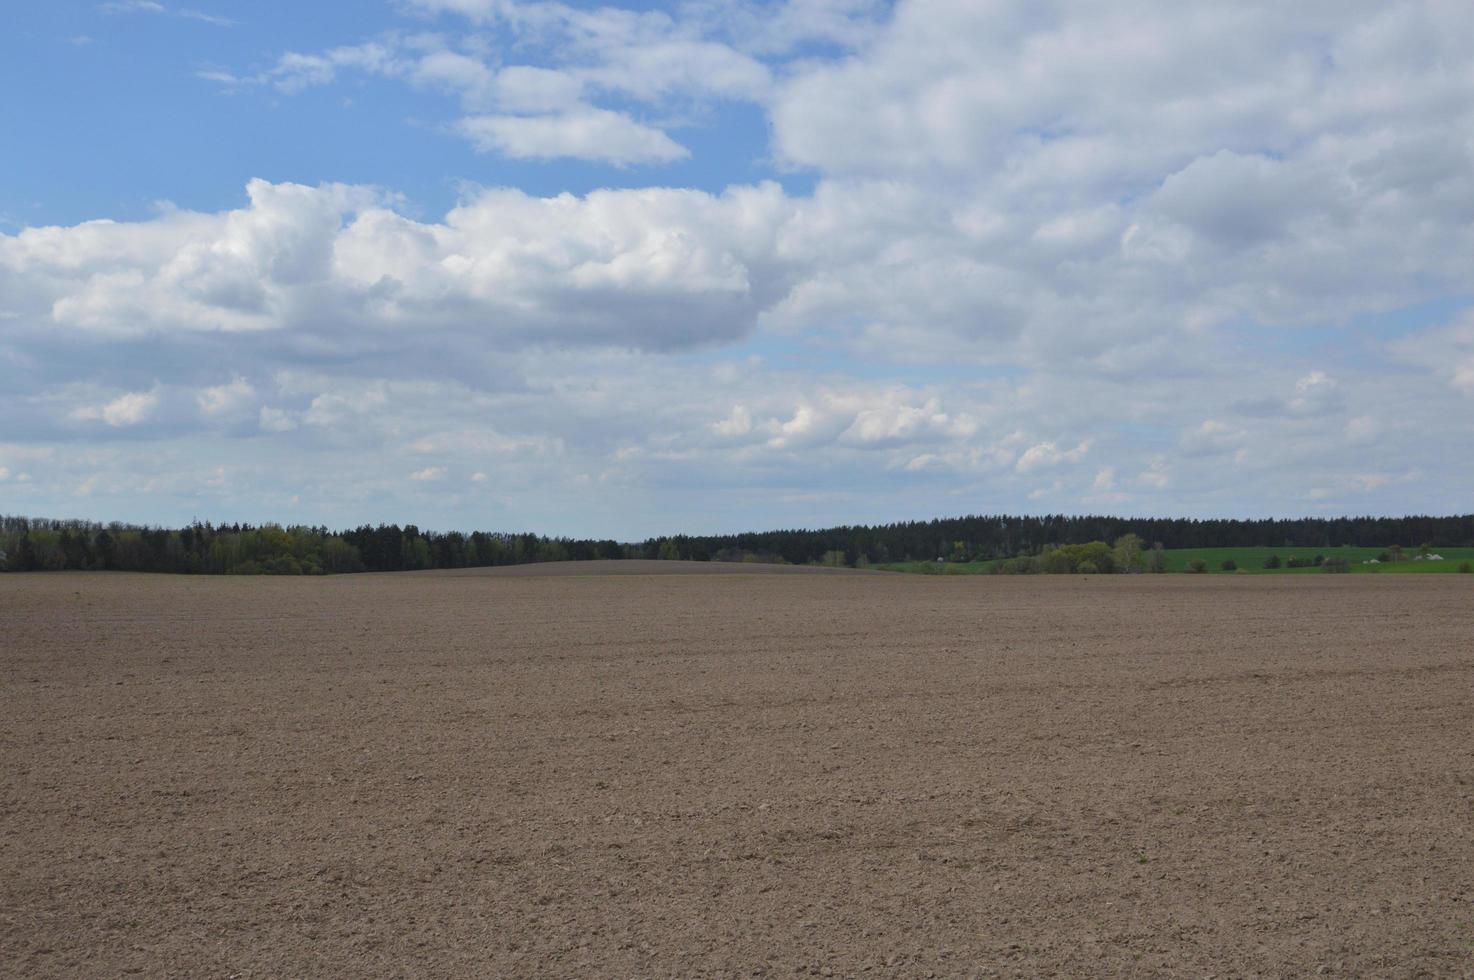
2;567;1472;977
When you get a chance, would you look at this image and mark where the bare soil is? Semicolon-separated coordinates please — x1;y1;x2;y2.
2;566;1472;977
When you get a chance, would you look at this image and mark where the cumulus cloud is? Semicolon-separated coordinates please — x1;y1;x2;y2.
0;177;792;350
1180;420;1246;457
258;407;298;432
10;1;1474;530
197;377;255;417
712;405;753;437
71;389;160;427
1015;440;1090;474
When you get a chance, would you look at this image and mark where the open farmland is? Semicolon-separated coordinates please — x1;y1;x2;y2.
3;564;1473;977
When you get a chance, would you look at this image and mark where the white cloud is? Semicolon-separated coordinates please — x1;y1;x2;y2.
10;1;1474;530
409;466;447;481
489;66;585;113
1138;456;1171;491
271;42;407;93
258;406;298;432
197;377;255;417
179;9;236;27
100;1;166;13
71;389;160;427
712;405;752;436
1;178;791;350
100;1;235;27
458;108;688;164
1015;440;1090;474
1180;419;1246;457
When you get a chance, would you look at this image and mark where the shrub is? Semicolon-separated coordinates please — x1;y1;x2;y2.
1262;554;1282;569
1185;558;1208;574
1220;559;1237;571
1147;544;1168;573
1321;556;1350;574
1076;560;1099;574
1459;562;1472;574
1285;556;1307;568
992;556;1042;575
1112;534;1145;573
1040;549;1074;574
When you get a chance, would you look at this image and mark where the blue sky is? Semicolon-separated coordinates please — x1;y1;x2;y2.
4;1;790;223
3;0;1473;538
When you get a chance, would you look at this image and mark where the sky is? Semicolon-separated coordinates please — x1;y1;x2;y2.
2;0;1473;539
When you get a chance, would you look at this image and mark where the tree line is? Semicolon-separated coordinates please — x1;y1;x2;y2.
639;513;1474;566
3;512;1472;575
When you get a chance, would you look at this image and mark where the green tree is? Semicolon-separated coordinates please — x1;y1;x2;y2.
94;530;116;570
1040;548;1073;574
1147;542;1167;574
1112;534;1144;573
1262;554;1281;569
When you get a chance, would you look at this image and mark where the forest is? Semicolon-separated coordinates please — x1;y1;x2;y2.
4;512;1473;575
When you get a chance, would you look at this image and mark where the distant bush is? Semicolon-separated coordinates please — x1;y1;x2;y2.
1185;558;1208;574
1040;549;1074;574
989;556;1042;575
1459;562;1472;574
1147;543;1168;573
1220;559;1237;571
1076;560;1100;574
1262;554;1282;569
1313;554;1326;566
1321;556;1350;574
1285;556;1308;568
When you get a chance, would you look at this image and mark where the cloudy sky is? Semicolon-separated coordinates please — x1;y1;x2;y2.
3;1;1472;538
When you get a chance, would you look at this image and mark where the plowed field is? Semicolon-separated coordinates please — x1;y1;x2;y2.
3;564;1472;977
